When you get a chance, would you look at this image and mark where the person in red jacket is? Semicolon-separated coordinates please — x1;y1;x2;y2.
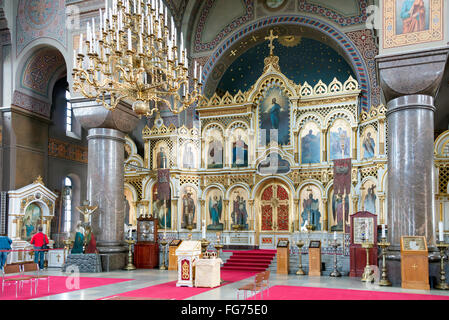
30;226;49;270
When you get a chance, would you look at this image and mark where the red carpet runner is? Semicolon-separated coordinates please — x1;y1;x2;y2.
248;285;449;300
100;270;256;300
222;249;276;272
0;276;132;300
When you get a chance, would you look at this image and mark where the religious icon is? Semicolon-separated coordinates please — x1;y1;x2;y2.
207;190;223;231
232;134;248;168
152;185;171;230
362;182;377;214
301;122;321;164
300;186;321;231
259;86;290;146
362;127;376;160
156;146;168;169
329;120;351;160
124;188;137;227
207;139;223;169
231;190;249;230
22;203;42;241
181;188;196;229
182;143;195;169
396;0;428;35
330;191;349;232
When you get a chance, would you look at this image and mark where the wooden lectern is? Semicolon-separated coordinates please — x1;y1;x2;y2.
276;239;289;274
168;239;182;270
308;240;321;276
400;236;430;290
175;240;201;287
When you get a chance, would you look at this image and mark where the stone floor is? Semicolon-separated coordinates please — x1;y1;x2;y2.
30;268;449;300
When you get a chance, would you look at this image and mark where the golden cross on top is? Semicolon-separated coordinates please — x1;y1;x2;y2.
265;29;278;56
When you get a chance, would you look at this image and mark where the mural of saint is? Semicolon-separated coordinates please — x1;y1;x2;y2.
397;0;427;34
207;191;223;231
232;135;248;167
124;143;132;160
124;188;137;228
363;184;377;214
329;120;351;160
153;186;171;230
300;187;321;230
183;143;195;169
330;192;349;232
362;130;376;159
181;188;196;229
259;87;290;145
301;123;321;164
156;146;168;169
231;190;249;229
207;139;223;169
22;203;42;241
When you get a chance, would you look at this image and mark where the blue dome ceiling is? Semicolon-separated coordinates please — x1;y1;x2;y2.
216;37;355;95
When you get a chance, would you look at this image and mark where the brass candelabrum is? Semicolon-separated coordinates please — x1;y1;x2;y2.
377;237;392;286
296;240;305;275
159;237;168;270
435;241;449;290
123;238;136;271
201;238;210;256
361;241;374;282
329;240;341;277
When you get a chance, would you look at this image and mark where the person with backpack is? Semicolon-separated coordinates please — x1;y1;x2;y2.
30;225;49;270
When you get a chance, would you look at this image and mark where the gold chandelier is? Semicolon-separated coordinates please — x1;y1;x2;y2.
72;0;203;117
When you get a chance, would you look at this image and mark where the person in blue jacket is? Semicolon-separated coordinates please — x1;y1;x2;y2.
0;233;12;269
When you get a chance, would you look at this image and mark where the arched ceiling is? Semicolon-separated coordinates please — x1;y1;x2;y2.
203;24;359;98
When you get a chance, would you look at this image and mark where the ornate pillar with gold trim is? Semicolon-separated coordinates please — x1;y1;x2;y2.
378;117;385;155
294;199;300;231
378;194;385;224
223;199;229;231
352;127;357;159
201;138;206;169
321;128;328;162
172;199;178;231
322;198;328;231
352;195;359;214
199;199;206;229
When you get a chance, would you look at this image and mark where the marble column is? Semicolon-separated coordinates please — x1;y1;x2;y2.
72;98;140;270
376;47;449;286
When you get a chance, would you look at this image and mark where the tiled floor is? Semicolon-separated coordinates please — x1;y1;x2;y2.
27;268;449;300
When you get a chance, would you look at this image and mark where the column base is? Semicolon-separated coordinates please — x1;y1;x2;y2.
97;243;128;271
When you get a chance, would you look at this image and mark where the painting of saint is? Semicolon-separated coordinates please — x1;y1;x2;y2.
207;190;223;231
362;128;376;160
330;191;349;232
362;182;377;214
300;186;321;230
155;145;168;169
396;0;428;35
259;87;290;146
230;188;249;230
22;203;42;241
232;132;248;168
329;120;351;160
181;188;196;229
182;143;195;169
124;143;132;160
124;188;136;227
301;122;321;164
152;185;171;230
207;139;223;169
